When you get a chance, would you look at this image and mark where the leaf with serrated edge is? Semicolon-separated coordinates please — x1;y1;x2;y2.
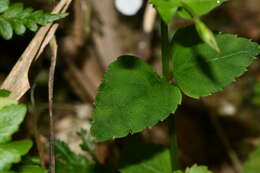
173;33;260;98
91;56;182;141
0;140;32;171
0;104;27;143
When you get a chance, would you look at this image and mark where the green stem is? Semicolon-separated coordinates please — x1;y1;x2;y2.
160;18;179;171
160;19;170;79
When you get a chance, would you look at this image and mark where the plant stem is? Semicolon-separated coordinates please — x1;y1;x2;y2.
160;18;179;171
160;19;170;79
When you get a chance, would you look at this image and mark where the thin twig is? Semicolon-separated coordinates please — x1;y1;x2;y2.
49;38;58;173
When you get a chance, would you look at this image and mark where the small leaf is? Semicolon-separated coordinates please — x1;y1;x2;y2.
55;140;96;173
2;3;24;18
91;56;182;141
172;27;260;98
77;129;95;158
0;104;27;143
195;18;220;52
119;138;172;173
0;0;9;13
0;17;12;40
11;19;26;35
0;89;11;97
0;140;32;171
243;144;260;173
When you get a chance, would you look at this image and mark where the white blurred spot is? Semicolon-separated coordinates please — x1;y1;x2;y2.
218;101;236;116
115;0;144;16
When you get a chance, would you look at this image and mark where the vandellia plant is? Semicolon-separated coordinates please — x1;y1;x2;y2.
90;0;260;172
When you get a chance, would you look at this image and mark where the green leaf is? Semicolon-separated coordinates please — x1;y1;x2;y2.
0;140;32;171
0;0;9;13
91;56;182;141
55;140;94;173
149;0;225;23
194;19;219;52
119;138;171;173
0;2;68;39
150;0;180;24
0;96;17;110
184;164;213;173
77;129;95;158
19;165;47;173
0;16;12;39
178;0;226;19
172;28;260;98
0;89;11;97
243;144;260;173
173;165;213;173
0;104;27;143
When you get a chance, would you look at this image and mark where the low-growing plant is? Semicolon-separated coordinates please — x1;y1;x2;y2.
0;0;66;172
88;0;260;172
0;0;260;172
0;89;46;172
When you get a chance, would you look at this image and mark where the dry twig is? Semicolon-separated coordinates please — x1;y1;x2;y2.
48;38;58;173
0;0;72;100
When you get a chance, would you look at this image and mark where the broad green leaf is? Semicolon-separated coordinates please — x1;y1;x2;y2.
0;89;11;97
91;56;182;141
19;165;47;173
0;0;9;13
149;0;225;23
172;28;260;98
243;144;260;173
119;138;171;173
0;104;27;143
0;140;32;171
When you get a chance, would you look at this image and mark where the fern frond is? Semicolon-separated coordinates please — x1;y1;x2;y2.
0;1;67;40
